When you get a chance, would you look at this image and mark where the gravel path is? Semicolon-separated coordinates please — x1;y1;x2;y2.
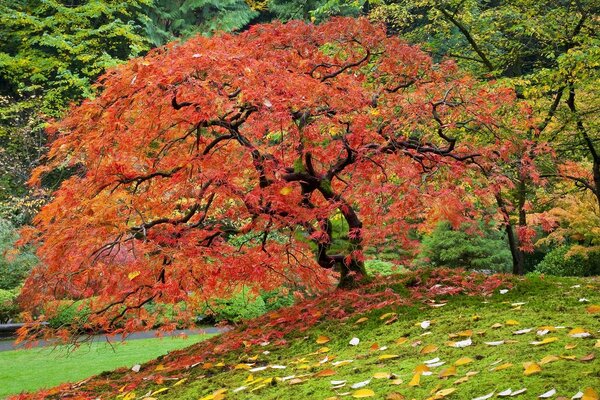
0;327;226;352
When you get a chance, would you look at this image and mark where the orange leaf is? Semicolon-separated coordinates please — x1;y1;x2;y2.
420;344;438;354
523;362;542;376
316;335;330;344
315;369;336;377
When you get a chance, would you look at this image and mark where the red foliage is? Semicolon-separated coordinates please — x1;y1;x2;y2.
20;18;519;339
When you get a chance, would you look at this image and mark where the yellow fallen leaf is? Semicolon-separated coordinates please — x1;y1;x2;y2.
353;389;375;398
379;354;400;361
560;355;577;360
595;340;600;348
316;335;330;344
373;372;391;379
439;366;457;378
586;305;600;314
150;388;169;396
582;387;599;400
420;344;438;354
531;337;558;346
493;363;513;371
414;364;430;374
316;347;330;353
154;364;165;371
465;371;479;377
234;364;252;370
454;376;469;385
433;388;457;398
123;393;136;400
380;312;397;320
408;373;421;387
491;323;503;329
395;337;409;345
387;393;405;400
391;378;403;385
506;320;519;326
172;378;187;387
128;271;140;280
355;317;369;324
523;362;542;376
539;355;559;365
454;357;473;366
565;343;577;350
458;330;473;337
569;327;591;337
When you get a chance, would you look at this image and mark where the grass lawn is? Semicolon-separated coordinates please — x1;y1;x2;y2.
0;333;214;398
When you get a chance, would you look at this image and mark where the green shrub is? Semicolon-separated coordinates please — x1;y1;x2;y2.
417;221;512;272
260;289;295;312
207;288;267;323
0;287;19;323
365;259;402;276
46;300;91;330
534;246;600;276
0;218;37;290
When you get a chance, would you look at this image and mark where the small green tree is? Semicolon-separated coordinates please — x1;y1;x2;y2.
418;221;512;272
0;218;37;290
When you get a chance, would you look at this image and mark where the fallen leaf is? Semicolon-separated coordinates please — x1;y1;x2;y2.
580;353;595;362
408;373;421;387
539;355;559;365
414;364;430;374
451;338;472;348
493;363;513;371
380;312;397;320
565;343;577;350
492;323;504;329
523;362;541;376
379;354;400;361
315;369;336;377
373;372;391;379
351;380;371;389
454;376;469;384
355;317;369;324
454;357;474;366
595;340;600;348
396;337;409;345
513;328;533;335
582;387;599;400
498;389;513;397
530;337;558;346
370;343;380;351
586;305;600;314
433;388;456;398
421;344;438;354
438;366;456;378
131;364;141;372
349;337;360;346
506;320;519;326
485;341;504;346
316;335;330;344
458;330;473;337
510;388;527;396
352;389;375;398
391;379;403;385
539;389;556;398
421;320;431;329
569;328;591;338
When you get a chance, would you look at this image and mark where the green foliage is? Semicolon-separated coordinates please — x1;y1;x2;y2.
46;300;91;330
0;218;37;290
534;245;600;277
207;287;267;323
143;0;258;46
0;287;19;323
365;259;401;276
418;221;512;272
260;289;295;312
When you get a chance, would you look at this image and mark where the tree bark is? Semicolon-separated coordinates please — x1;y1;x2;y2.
495;193;525;275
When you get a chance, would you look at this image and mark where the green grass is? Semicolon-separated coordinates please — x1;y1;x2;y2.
10;273;600;400
0;334;213;399
158;276;600;399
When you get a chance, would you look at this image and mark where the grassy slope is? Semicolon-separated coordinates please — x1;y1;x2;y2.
13;272;600;399
0;334;212;399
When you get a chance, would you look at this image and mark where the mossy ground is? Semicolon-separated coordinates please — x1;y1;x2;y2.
13;273;600;399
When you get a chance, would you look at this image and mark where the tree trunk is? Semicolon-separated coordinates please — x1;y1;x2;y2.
495;193;525;275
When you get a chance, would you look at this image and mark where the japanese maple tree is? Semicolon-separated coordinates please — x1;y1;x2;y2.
20;18;516;336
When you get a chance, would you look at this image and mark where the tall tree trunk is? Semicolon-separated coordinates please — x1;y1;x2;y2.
495;193;525;275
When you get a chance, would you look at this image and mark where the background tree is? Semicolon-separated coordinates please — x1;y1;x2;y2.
20;18;517;337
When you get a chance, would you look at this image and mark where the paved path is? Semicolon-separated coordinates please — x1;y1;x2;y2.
0;327;227;352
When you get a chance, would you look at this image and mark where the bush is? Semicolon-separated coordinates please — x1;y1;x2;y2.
207;287;267;323
0;218;37;290
365;259;402;276
417;221;512;272
0;287;19;323
260;289;295;312
534;245;600;276
46;300;91;330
